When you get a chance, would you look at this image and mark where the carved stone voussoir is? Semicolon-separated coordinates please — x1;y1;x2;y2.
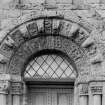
79;84;88;96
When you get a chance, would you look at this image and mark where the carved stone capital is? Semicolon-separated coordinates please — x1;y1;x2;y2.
0;74;11;94
0;80;10;94
79;84;88;96
91;86;103;95
10;82;23;95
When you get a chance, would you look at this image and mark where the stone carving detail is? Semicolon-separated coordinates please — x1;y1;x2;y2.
62;38;83;62
52;19;60;35
0;36;15;58
9;56;24;75
86;44;97;57
91;86;103;94
44;19;52;34
0;17;89;77
59;20;72;37
27;22;38;37
10;82;23;95
74;28;89;45
79;84;88;95
0;43;13;57
9;36;84;75
45;36;62;49
0;81;10;94
10;30;24;46
0;18;89;62
8;18;89;47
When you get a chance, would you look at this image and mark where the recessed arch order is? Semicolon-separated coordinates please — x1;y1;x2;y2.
0;16;91;76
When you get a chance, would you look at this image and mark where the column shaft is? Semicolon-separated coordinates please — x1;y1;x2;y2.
13;95;20;105
8;94;12;105
74;86;78;105
89;89;93;105
80;96;88;105
102;83;105;105
93;95;101;105
11;82;22;105
0;94;7;105
23;83;28;105
102;95;105;105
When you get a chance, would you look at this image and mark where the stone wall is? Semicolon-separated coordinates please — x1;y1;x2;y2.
0;0;103;29
0;0;105;30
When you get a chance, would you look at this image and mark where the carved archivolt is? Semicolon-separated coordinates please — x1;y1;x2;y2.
0;11;103;83
0;17;91;75
0;80;10;94
0;17;89;58
8;36;85;75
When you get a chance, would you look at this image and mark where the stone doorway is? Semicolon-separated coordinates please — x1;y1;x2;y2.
23;50;76;105
3;16;91;105
27;86;74;105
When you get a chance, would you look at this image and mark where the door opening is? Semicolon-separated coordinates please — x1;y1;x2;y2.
24;50;76;105
27;84;74;105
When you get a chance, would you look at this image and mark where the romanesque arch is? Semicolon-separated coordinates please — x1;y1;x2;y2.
0;15;91;76
0;10;105;105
